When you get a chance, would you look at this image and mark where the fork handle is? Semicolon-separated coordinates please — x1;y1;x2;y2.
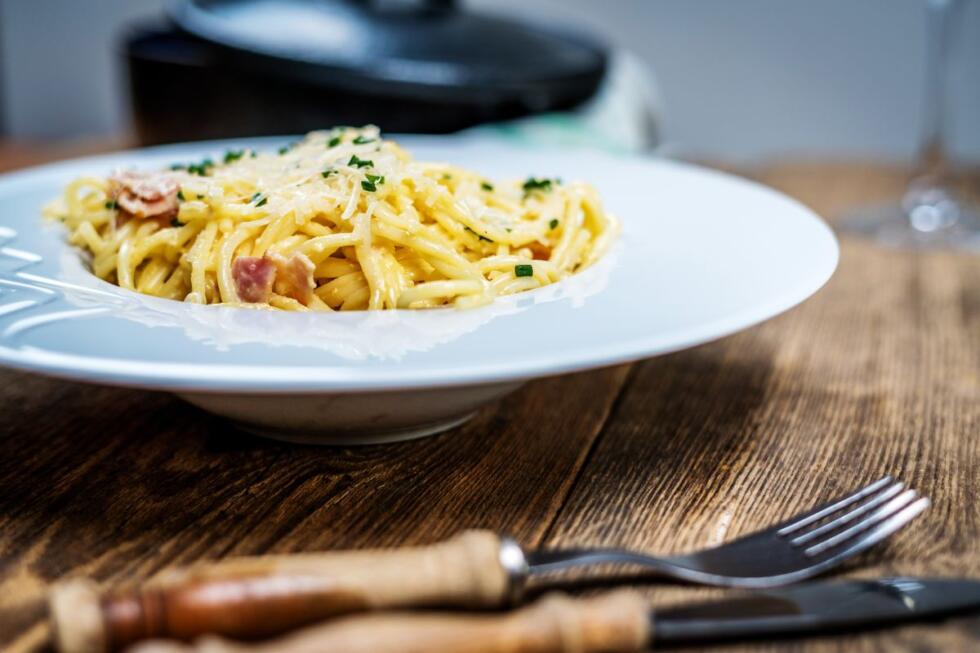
50;531;517;653
125;592;651;653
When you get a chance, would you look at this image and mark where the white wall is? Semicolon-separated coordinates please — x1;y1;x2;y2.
1;0;978;163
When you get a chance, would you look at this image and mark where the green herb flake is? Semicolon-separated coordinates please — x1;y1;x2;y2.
515;264;533;278
321;168;335;178
442;173;452;181
328;136;342;148
256;197;268;207
104;200;117;210
522;177;553;194
365;173;385;185
251;192;268;207
278;146;289;155
186;158;214;176
348;155;373;169
480;181;494;191
352;135;376;145
169;163;186;171
361;180;377;192
223;149;244;164
176;190;185;201
549;218;559;230
170;217;185;228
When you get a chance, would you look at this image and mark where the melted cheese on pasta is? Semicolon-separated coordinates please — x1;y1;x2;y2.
47;127;618;310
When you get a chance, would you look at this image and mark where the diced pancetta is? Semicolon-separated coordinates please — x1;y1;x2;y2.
268;252;316;306
109;170;180;223
527;241;551;260
231;253;316;305
232;256;277;303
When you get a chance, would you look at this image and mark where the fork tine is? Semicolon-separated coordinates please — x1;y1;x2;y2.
790;481;905;545
777;476;894;536
803;496;930;561
804;489;922;556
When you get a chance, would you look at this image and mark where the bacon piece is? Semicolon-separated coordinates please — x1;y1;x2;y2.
109;170;180;223
232;256;277;303
527;241;551;260
268;252;316;306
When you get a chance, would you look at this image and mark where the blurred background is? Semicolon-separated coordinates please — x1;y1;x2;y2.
0;0;978;165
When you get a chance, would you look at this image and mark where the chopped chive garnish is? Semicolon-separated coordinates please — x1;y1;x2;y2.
515;264;533;277
352;135;375;145
223;149;244;163
522;177;560;198
170;217;184;227
549;218;559;230
361;180;377;192
197;194;204;200
481;181;494;191
250;192;261;202
176;190;185;201
321;168;335;178
278;146;289;155
365;173;385;184
348;155;373;168
522;177;553;194
251;192;267;206
104;200;117;210
256;197;268;207
186;158;214;176
328;136;342;147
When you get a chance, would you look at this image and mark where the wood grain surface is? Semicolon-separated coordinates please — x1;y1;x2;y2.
0;151;977;652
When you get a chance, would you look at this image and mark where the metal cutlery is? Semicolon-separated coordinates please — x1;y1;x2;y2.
125;577;980;653
529;476;928;587
49;476;928;653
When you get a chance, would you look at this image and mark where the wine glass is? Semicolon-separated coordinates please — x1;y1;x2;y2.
838;0;980;250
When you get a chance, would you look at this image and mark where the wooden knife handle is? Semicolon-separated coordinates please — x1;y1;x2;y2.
126;592;651;653
50;530;517;653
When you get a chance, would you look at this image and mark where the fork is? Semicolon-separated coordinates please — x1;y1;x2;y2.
50;477;927;653
528;475;929;588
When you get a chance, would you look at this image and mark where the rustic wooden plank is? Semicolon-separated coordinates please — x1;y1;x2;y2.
541;164;980;651
0;365;632;652
2;158;978;653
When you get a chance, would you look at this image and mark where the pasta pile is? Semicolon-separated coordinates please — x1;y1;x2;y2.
47;126;618;310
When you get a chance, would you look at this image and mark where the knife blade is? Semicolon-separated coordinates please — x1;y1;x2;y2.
118;578;980;653
653;577;980;643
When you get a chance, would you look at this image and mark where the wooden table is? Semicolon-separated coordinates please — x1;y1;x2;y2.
1;150;978;652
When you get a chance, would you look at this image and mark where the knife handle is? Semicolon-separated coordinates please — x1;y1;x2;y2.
126;592;651;653
50;530;520;653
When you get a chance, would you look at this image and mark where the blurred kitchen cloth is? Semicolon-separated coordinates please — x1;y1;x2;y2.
462;52;662;154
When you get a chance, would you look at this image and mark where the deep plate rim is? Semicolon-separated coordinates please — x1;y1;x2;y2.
0;136;839;393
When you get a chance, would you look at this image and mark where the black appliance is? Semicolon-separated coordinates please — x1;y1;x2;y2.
125;0;608;145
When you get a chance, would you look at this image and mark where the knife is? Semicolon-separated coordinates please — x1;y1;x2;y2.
119;578;980;653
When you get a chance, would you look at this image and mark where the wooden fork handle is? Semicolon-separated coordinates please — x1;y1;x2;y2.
125;592;651;653
50;530;517;653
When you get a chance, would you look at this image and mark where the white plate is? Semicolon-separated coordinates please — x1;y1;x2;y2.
0;136;837;444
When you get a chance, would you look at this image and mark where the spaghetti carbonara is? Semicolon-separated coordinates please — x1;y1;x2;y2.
47;127;618;310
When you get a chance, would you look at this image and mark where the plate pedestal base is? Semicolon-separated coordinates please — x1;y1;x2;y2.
176;381;523;445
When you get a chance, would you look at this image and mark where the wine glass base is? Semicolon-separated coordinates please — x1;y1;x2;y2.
838;203;980;252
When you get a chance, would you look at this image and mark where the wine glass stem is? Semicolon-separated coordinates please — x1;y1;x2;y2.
913;0;959;186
